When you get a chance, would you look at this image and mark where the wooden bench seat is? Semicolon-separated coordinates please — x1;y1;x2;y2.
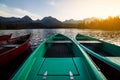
46;40;101;44
78;41;101;43
46;41;72;44
0;44;20;47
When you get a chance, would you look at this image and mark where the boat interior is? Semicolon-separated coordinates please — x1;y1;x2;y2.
24;35;104;80
76;35;120;80
76;35;120;56
44;38;75;57
28;37;78;79
0;34;30;54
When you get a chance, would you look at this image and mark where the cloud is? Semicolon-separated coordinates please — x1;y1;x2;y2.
49;1;56;6
0;4;41;20
48;0;57;6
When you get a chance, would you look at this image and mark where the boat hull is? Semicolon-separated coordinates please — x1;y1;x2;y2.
0;34;31;65
75;34;120;79
0;34;12;42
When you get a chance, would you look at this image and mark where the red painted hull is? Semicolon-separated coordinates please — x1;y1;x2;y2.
0;34;12;42
0;34;31;65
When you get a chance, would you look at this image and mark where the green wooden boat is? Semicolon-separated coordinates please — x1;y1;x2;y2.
12;34;106;80
75;34;120;80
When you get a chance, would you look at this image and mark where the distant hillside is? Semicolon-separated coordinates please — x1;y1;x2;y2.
0;15;33;23
40;16;63;27
0;16;64;29
0;16;20;23
78;16;120;30
0;16;45;29
17;16;33;22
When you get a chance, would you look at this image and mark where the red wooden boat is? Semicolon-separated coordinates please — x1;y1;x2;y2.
0;34;31;65
0;34;12;42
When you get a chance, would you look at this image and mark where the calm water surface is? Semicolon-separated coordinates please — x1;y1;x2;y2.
0;29;120;50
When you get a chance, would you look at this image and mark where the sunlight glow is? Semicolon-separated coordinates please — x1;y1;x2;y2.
0;0;120;20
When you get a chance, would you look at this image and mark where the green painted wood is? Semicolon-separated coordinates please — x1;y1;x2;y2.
26;58;97;80
38;58;78;75
11;34;106;80
75;34;120;71
27;58;45;80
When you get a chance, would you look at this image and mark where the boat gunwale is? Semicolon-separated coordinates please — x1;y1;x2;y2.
0;34;31;56
74;34;120;71
0;33;12;41
0;33;31;66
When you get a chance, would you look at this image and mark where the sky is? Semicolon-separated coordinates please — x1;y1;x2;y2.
0;0;120;21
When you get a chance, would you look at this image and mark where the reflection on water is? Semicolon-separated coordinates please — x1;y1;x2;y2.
0;29;120;50
0;29;79;50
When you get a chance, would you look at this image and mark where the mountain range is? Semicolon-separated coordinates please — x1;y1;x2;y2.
0;16;34;23
40;16;63;26
0;16;81;26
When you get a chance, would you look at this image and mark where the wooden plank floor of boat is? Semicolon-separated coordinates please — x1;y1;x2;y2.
27;58;93;80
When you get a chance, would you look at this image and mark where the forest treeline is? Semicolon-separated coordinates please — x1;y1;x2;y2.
77;16;120;30
0;22;46;29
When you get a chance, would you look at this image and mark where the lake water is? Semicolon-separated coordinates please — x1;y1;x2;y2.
0;29;120;50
